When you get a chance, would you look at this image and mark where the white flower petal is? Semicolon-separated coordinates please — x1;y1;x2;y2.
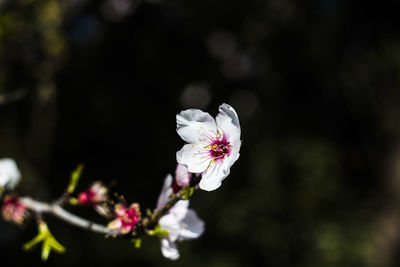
159;214;181;241
216;103;241;149
159;200;189;240
199;163;224;191
161;238;180;260
176;109;217;144
0;158;21;190
199;141;241;191
156;174;173;210
199;154;237;191
179;209;205;240
169;199;189;221
226;151;240;173
216;103;241;137
230;138;242;157
176;144;211;173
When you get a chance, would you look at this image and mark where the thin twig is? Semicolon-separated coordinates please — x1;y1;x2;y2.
20;197;115;235
148;193;182;229
143;177;201;231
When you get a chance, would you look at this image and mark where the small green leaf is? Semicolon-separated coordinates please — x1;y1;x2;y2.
148;224;170;238
23;221;66;261
67;164;84;194
68;197;79;205
131;238;142;249
41;243;51;261
180;187;195;200
23;233;43;251
46;235;66;253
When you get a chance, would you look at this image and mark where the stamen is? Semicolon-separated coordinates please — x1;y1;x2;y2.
207;132;231;162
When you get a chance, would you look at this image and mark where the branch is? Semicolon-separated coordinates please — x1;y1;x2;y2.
20;197;114;235
147;193;182;229
142;177;201;231
18;176;201;238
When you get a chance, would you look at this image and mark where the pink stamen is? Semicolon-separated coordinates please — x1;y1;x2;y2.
208;133;231;162
108;203;141;234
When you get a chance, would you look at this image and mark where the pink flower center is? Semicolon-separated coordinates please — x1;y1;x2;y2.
120;207;140;227
209;133;231;161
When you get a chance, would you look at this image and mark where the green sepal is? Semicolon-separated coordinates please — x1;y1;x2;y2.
148;224;169;238
180;186;195;200
23;221;66;261
68;197;79;205
131;238;142;249
67;164;84;194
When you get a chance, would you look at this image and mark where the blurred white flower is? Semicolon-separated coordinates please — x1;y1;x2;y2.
176;103;241;191
157;175;204;260
0;158;21;191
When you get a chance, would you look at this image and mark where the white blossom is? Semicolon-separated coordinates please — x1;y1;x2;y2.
176;103;241;191
157;175;204;260
0;158;21;191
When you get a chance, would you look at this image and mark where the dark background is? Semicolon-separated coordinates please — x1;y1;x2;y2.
1;0;400;266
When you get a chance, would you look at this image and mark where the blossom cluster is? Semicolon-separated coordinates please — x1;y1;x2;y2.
0;103;241;260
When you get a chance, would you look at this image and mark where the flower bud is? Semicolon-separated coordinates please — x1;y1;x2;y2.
108;203;141;234
175;164;191;188
2;195;28;224
77;181;108;206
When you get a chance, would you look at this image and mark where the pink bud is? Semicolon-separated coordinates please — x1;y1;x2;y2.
2;195;28;224
77;181;108;206
108;203;141;234
175;164;191;187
